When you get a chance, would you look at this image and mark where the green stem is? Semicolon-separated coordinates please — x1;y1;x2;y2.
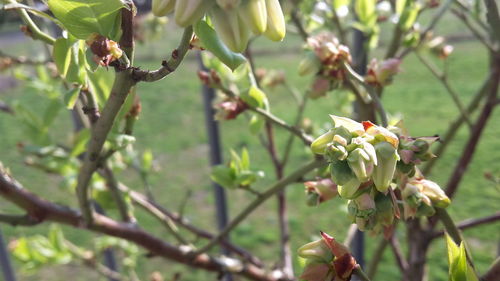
134;26;194;82
14;2;55;45
353;267;372;281
192;158;326;256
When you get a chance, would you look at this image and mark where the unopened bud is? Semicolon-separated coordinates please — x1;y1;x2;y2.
174;0;214;27
372;142;399;193
297;239;333;263
298;52;322;76
419;179;450;208
347;148;374;182
210;7;250;52
337;177;361;199
239;0;267;34
309;77;330;99
216;0;241;10
311;130;334;155
152;0;175;17
263;0;286;41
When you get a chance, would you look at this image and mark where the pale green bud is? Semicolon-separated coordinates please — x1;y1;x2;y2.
372;142;399;193
210;7;251;53
152;0;176;17
217;0;241;10
326;144;348;161
330;161;355;186
337;177;361;199
311;130;334;155
354;193;376;219
174;0;214;27
297;239;333;263
420;179;450;208
347;148;374;182
238;0;267;34
298;52;321;76
375;193;394;226
263;0;286;41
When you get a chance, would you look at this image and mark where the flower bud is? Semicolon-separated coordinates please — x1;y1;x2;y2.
298;52;322;76
375;193;394;226
216;0;241;10
337;177;361;199
210;7;250;52
311;130;334;155
419;179;450;208
347;148;374;182
354;193;376;219
297;239;333;263
362;121;399;148
330;115;365;136
263;0;286;41
152;0;175;17
330;161;355;186
300;263;334;281
326;143;348;161
372;142;399;193
304;178;338;206
309;77;330;99
239;0;267;34
175;0;214;27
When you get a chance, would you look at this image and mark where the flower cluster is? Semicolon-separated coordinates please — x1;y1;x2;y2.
298;33;351;98
152;0;286;52
86;34;123;67
364;58;402;87
307;115;450;233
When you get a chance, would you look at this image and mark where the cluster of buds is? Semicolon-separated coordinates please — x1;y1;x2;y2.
86;34;123;67
298;33;351;98
426;35;454;59
364;58;402;87
255;68;286;89
297;232;357;281
402;178;450;218
213;97;249;120
308;115;450;233
152;0;286;52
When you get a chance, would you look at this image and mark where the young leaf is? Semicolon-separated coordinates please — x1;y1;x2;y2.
42;99;62;128
47;0;125;40
53;38;72;78
241;147;250;170
241;86;268;109
249;114;265;135
193;20;247;71
211;165;237;189
64;86;81;109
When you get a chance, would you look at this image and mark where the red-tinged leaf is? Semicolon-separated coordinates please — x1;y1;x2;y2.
362;120;375;131
333;253;357;280
320;231;350;258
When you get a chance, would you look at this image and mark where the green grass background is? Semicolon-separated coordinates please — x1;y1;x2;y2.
0;12;499;281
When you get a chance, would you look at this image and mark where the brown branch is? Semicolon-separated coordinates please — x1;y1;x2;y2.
430;212;500;239
389;235;409;277
0;167;280;281
482;257;500;281
0;213;40;226
123;185;264;267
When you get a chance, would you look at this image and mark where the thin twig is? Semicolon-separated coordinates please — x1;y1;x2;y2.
389;235;409;276
0;213;39;226
366;238;389;279
133;27;194;82
101;166;136;224
450;8;496;53
192;158;326;256
415;52;473;129
7;0;55;45
0;168;280;281
482;257;500;281
431;212;500;239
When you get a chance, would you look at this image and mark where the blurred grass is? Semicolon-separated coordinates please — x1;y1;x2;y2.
0;13;499;281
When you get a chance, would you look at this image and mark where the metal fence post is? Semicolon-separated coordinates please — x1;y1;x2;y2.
0;227;17;281
198;53;233;281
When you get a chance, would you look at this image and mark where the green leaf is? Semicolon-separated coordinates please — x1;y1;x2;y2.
211;165;237;189
355;0;376;26
236;171;257;186
47;0;125;40
53;38;73;78
446;234;478;281
240;147;250;170
42;99;62;127
193;20;247;71
241;85;268;109
333;0;351;10
142;149;154;172
71;129;90;157
88;67;114;106
249;114;265;135
64;86;81;109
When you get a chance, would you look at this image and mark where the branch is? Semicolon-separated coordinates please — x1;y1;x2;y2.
388;235;409;276
431;212;500;239
192;158;326;256
251;107;314;145
101;166;136;224
0;166;280;281
123;185;264;267
484;0;500;43
76;69;136;223
423;74;492;175
366;238;388;279
482;257;500;281
353;267;372;281
450;8;495;53
0;213;40;226
342;62;389;127
132;27;193;82
290;8;309;41
415;52;473;128
6;0;55;45
444;60;500;199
